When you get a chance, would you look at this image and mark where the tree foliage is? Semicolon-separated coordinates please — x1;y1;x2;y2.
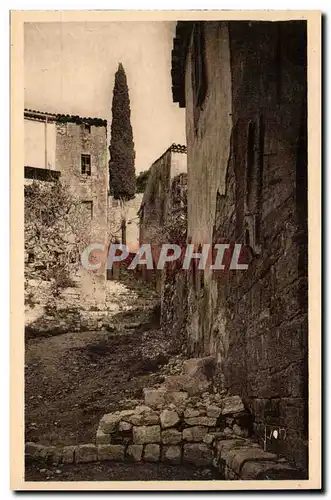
109;63;136;200
25;180;91;288
136;169;150;193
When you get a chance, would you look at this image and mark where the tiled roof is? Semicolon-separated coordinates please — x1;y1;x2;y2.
24;109;107;127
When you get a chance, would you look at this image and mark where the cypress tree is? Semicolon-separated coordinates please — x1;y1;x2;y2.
109;63;136;200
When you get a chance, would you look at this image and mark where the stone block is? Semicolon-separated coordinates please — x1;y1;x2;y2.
62;445;75;464
134;405;153;413
160;409;180;429
183;356;216;380
241;460;302;480
183;426;208;442
99;413;121;433
206;405;222;418
203;433;215;445
48;447;63;465
162;429;182;445
129;413;159;426
98;444;125;461
184;416;217;426
144;388;167;408
223;446;278;476
214;439;247;460
166;391;189;406
183;443;213;466
119;409;136;418
75;444;97;463
132;425;161;444
162;445;182;464
221;396;245;415
126;444;143;462
184;408;200;418
144;444;160;462
96;429;111;445
163;374;211;396
38;446;62;464
25;442;46;459
118;421;133;432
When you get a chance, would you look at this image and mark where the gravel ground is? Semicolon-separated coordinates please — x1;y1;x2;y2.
25;460;218;482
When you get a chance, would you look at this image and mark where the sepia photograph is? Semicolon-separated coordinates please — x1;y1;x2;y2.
10;10;321;490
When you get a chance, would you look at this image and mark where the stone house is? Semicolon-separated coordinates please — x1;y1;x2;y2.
139;143;187;246
24;109;109;321
171;21;308;470
24;108;108;241
138;143;187;284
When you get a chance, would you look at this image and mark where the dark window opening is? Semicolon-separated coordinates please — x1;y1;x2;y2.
84;124;91;133
27;252;34;264
81;154;91;175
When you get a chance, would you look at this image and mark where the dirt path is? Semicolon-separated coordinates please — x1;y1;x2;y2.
24;309;216;482
24;278;214;482
25;324;167;446
25;461;217;482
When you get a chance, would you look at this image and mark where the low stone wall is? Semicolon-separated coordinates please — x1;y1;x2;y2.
25;356;305;480
214;439;304;480
25;392;303;480
93;392;285;471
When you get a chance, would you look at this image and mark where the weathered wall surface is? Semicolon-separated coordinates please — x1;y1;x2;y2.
55;122;108;240
139;146;187;288
139;149;171;247
183;21;308;470
139;146;187;247
55;122;109;306
160;173;188;349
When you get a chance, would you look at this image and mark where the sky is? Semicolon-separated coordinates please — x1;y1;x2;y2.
24;22;186;173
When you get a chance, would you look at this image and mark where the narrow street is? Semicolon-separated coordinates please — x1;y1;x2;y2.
20;17;313;486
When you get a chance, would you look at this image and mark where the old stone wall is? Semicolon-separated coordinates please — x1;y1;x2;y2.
55;121;108;306
184;21;308;470
138;145;187;286
160;172;188;349
139;145;187;247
